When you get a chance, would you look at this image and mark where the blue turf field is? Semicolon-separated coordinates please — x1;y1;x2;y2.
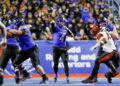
1;78;120;86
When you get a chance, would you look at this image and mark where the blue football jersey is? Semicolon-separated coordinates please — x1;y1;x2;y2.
7;24;19;46
18;25;35;51
53;25;67;47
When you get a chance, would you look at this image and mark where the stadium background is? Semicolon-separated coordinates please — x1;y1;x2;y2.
0;0;120;78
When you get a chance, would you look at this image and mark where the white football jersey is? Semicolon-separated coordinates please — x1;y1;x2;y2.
96;31;116;53
0;21;6;45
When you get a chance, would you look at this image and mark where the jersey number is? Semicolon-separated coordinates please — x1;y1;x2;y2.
59;34;65;42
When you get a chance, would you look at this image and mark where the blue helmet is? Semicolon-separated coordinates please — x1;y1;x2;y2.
13;17;24;28
56;16;66;28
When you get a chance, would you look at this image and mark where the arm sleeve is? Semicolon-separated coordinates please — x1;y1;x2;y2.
67;29;74;36
51;22;56;33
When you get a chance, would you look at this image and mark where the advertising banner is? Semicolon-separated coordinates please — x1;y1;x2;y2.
4;41;120;75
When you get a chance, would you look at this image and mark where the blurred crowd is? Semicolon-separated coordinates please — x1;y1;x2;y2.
0;0;120;40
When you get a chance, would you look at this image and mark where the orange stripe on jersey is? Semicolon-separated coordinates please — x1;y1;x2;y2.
97;33;103;40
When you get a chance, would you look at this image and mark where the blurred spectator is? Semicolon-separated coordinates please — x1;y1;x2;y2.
32;0;39;6
26;12;34;25
31;18;42;39
74;18;85;34
0;0;119;40
55;0;65;7
44;16;50;28
86;3;94;13
27;4;33;13
2;3;9;15
39;32;47;40
46;26;53;40
97;13;107;26
0;10;3;21
37;9;44;17
20;0;29;9
93;8;99;20
84;12;96;24
99;5;105;14
41;4;49;15
68;2;75;14
90;0;95;8
97;0;107;9
88;18;96;26
67;12;74;23
2;0;10;7
76;2;84;12
32;33;37;40
74;7;81;20
51;3;58;14
68;23;73;33
21;12;27;23
84;24;93;39
86;0;91;3
34;3;39;12
75;29;89;40
40;0;48;8
81;7;91;23
34;11;39;19
59;4;68;14
13;10;19;18
103;6;109;18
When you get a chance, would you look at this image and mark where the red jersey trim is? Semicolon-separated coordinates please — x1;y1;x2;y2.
97;33;103;40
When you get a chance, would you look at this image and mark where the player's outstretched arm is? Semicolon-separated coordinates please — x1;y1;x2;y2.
51;20;56;32
63;26;74;38
8;29;28;36
110;32;120;40
90;34;107;51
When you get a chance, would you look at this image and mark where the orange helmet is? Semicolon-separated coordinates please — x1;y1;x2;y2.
91;24;99;35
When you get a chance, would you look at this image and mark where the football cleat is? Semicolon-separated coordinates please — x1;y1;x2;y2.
21;73;31;81
54;78;57;82
105;72;112;83
67;80;70;84
40;78;49;84
0;73;3;84
105;71;119;83
82;76;97;83
15;71;20;84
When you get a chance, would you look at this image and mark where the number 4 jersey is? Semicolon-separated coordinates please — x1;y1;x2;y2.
96;31;116;53
53;26;67;47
